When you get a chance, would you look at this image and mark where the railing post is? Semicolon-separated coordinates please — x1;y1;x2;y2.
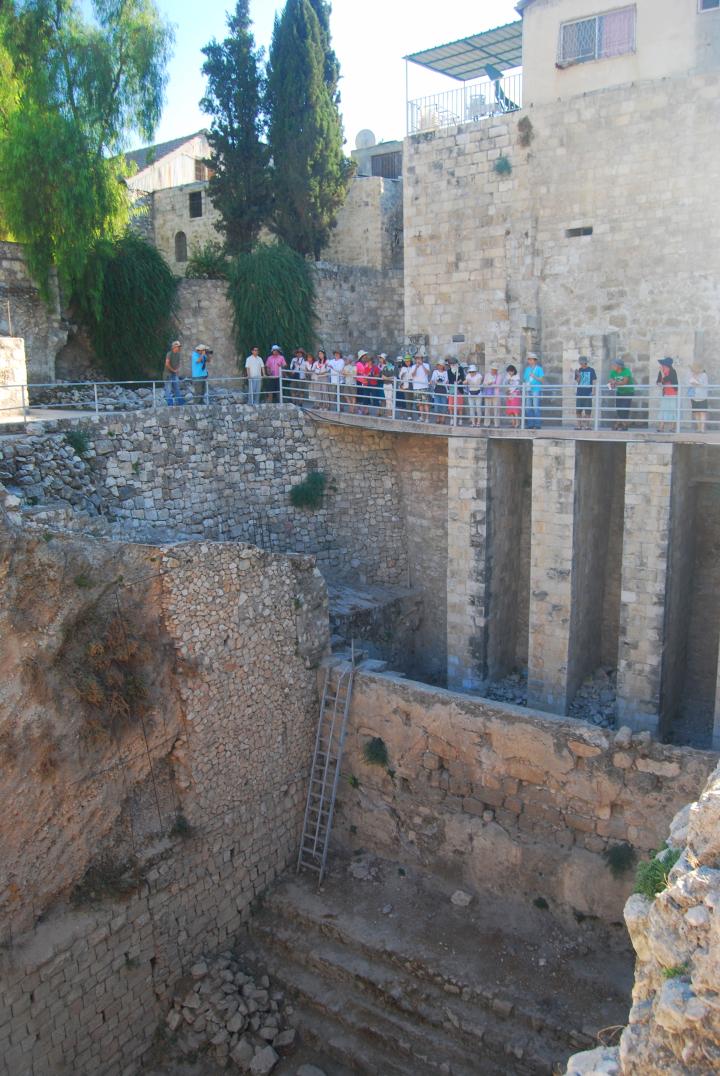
452;387;457;427
391;377;397;422
93;383;99;414
676;392;681;434
594;384;601;431
336;379;340;414
521;384;527;430
152;381;157;410
21;383;28;430
279;373;284;405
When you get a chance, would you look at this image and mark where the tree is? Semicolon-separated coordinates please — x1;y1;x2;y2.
306;0;339;100
266;0;350;259
200;0;270;254
0;0;173;298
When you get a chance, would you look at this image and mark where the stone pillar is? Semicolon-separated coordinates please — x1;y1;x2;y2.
616;443;674;735
446;438;489;692
713;662;720;752
0;337;27;415
527;440;576;714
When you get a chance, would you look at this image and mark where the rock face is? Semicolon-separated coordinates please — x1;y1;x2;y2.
566;762;720;1075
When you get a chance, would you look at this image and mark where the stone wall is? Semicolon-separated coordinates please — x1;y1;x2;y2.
566;760;720;1076
0;242;67;382
333;669;717;923
322;176;403;271
404;72;720;382
0;337;27;413
0;520;327;1076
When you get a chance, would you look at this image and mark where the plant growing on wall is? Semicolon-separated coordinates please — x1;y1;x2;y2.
227;240;316;358
200;0;271;254
517;115;534;148
362;737;389;768
185;240;231;280
73;233;178;380
493;155;512;176
289;470;326;509
634;844;682;900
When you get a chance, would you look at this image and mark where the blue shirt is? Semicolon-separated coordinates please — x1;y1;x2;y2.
575;367;597;389
523;365;544;392
191;351;208;378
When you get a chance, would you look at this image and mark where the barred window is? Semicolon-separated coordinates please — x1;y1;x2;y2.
558;6;636;66
188;190;203;218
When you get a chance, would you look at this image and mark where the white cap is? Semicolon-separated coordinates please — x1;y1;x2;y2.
271;344;281;351
195;344;209;351
527;352;538;360
379;353;387;359
357;350;367;359
468;364;477;372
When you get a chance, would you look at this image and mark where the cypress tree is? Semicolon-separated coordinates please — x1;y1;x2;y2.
266;0;350;259
200;0;270;254
307;0;340;100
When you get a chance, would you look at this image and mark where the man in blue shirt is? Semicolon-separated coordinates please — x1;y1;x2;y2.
574;356;597;429
191;344;211;404
523;353;544;429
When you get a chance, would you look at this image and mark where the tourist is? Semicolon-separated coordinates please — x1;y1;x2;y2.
288;348;305;402
689;363;709;433
430;358;449;423
483;362;501;428
342;354;357;413
192;344;211;404
245;345;265;406
523;353;544;430
163;339;185;407
656;357;679;432
312;350;329;408
380;354;396;416
366;355;382;416
447;357;466;424
301;352;315;406
465;364;483;427
574;355;597;430
411;356;430;421
397;355;413;418
265;344;286;404
505;364;521;428
329;349;345;410
608;356;634;431
355;351;370;414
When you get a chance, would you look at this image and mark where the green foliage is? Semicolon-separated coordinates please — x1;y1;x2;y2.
266;0;351;257
662;963;690;980
494;154;512;176
348;774;360;789
200;0;271;254
290;470;326;509
517;115;534;147
74;574;94;589
0;0;173;297
73;233;178;379
170;813;194;839
603;842;637;880
362;737;389;768
227;240;316;357
185;239;231;280
533;896;549;910
635;845;682;900
64;428;90;456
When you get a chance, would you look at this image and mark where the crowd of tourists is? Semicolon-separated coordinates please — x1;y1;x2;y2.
163;342;712;434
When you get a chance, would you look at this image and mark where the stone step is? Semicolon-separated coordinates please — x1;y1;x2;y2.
242;943;516;1076
255;885;597;1051
249;920;553;1074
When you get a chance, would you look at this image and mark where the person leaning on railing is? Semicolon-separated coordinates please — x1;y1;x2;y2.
397;356;413;418
608;357;635;431
163;340;185;407
656;358;678;433
689;364;709;434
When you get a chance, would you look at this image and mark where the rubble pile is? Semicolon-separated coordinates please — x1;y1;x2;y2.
28;381;246;412
165;953;298;1074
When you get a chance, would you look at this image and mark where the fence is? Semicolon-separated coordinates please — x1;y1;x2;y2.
0;374;717;438
407;72;523;135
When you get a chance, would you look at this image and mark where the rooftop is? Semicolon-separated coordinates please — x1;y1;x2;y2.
124;129;207;173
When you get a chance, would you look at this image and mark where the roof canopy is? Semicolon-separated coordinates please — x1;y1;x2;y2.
405;20;523;82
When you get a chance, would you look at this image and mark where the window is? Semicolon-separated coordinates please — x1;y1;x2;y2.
188;190;203;218
700;0;720;10
174;231;187;262
371;151;402;180
558;6;636;66
194;158;207;182
566;226;593;238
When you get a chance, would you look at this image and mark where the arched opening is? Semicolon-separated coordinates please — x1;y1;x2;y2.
174;231;188;263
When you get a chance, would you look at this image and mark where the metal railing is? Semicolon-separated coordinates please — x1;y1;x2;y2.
407;72;523;135
0;374;717;439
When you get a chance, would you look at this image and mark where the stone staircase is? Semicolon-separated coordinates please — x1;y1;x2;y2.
241;858;633;1076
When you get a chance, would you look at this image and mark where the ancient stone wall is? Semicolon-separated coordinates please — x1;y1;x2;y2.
0;242;67;382
0;337;27;413
404;72;720;382
333;670;716;923
0;522;327;1076
321;176;403;271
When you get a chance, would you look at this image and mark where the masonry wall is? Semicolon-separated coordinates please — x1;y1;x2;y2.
0;337;27;413
404;72;720;383
0;242;66;382
334;670;717;923
660;447;696;741
0;522;327;1076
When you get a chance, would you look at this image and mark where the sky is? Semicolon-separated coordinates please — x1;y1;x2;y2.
149;0;521;151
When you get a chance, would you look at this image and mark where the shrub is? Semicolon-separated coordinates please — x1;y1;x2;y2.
603;842;637;879
185;240;230;280
662;963;690;980
170;812;194;839
348;774;360;789
290;470;326;510
494;154;512;176
227;240;316;359
64;429;91;457
635;845;682;900
362;737;389;768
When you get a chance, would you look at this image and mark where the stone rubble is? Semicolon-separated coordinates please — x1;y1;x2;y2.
28;381;246;412
484;667;617;729
165;952;299;1073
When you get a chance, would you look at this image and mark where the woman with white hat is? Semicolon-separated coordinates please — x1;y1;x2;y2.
483;361;501;427
466;364;483;427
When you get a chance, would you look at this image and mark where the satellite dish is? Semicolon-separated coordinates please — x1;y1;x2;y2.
355;129;376;150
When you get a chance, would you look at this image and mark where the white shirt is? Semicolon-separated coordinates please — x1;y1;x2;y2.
329;357;345;383
431;369;449;388
245;354;264;378
412;364;430;390
466;372;483;393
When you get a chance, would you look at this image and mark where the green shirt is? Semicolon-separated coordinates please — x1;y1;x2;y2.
610;367;634;396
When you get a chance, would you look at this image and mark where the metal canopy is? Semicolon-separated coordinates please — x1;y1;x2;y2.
405;20;523;82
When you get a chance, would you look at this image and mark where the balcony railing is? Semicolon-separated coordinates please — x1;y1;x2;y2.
407;72;523;135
